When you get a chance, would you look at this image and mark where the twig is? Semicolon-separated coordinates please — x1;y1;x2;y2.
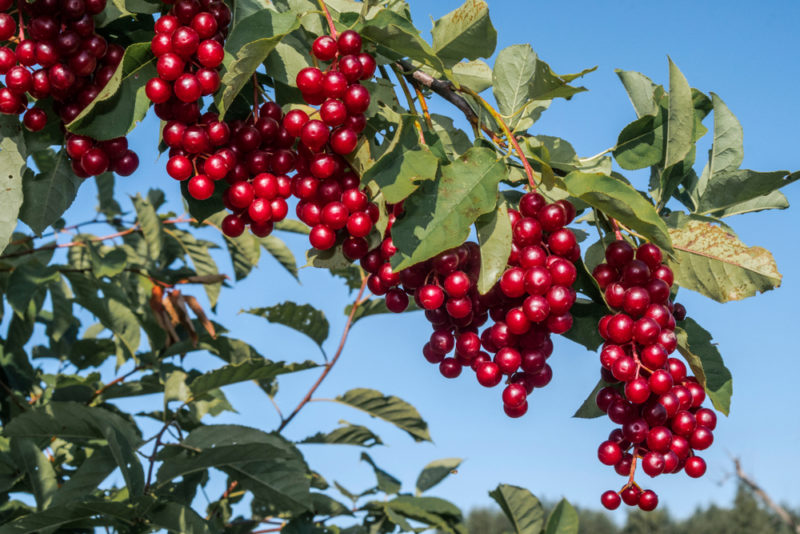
0;378;28;412
91;365;144;401
390;64;425;145
734;458;800;533
276;278;369;433
144;421;173;493
413;84;434;130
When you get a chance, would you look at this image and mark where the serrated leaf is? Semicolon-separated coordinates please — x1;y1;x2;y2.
572;379;610;419
385;496;465;533
95;173;122;217
360;452;401;494
562;299;605;352
676;318;732;415
244;302;328;346
475;201;511;294
132;194;165;262
18;149;81;235
431;0;496;68
615;69;660;118
275;218;311;235
489;484;544;534
0;500;138;534
188;359;317;400
6;262;59;318
544;499;579;534
711;189;789;217
563;171;672;253
217;11;300;119
0;115;26;251
86;242;127;278
302;422;383;448
391;147;504;271
46;278;73;342
205;211;262;280
333;388;431;442
667;220;781;302
66;42;156;139
416;458;462;495
261;235;299;280
344;298;420;325
51;447;117;506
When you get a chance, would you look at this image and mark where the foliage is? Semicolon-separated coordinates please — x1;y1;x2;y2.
0;0;796;531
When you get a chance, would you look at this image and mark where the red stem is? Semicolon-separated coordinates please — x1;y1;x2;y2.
276;277;368;432
317;0;338;39
609;217;623;241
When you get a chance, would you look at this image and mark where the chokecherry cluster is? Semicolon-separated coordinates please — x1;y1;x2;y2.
0;0;138;176
591;240;714;511
292;29;378;253
362;192;580;417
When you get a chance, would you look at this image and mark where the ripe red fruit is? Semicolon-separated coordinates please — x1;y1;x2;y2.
503;400;528;418
601;491;621;510
312;35;337;61
605;240;634;267
439;357;462;379
23;108;47;132
113;151;139;176
494;347;522;375
597;440;622;465
297;67;323;95
638;490;659;511
475;361;502;387
196;39;224;67
607;313;634;344
309;225;336;250
146;77;172;103
642;451;665;477
625;377;650;404
187;174;214;200
343;84;370;114
337;30;362;55
171;26;200;57
502;383;527;408
221;214;245;237
346;211;372;238
385;288;409;313
81;148;109;176
684;456;707;478
330;127;358;154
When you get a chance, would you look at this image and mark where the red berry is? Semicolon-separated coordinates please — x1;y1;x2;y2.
601;491;621;510
187;174;214;200
309;224;336;250
684;456;706;478
312;35;337;61
337;30;362;55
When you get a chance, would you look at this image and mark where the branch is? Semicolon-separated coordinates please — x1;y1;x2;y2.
276;277;369;433
734;457;800;534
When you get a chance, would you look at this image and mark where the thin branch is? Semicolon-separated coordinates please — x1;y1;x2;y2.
413;83;434;130
316;0;338;39
144;421;173;493
734;457;800;534
276;278;369;433
91;365;144;402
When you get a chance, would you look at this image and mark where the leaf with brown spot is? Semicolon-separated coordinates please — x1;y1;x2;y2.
668;220;781;302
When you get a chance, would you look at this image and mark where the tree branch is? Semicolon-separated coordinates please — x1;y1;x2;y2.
734;457;800;534
276;277;368;433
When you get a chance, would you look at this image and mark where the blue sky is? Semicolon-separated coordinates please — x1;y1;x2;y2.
21;0;800;522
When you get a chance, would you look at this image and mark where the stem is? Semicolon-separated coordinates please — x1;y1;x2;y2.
390;65;426;145
0;378;28;412
91;365;144;401
413;84;434;130
144;421;173;493
316;0;337;39
457;86;537;190
276;278;368;433
608;217;623;241
253;74;260;119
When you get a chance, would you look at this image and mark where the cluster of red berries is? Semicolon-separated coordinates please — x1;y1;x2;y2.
363;192;580;417
292;29;378;252
591;240;714;511
0;0;138;176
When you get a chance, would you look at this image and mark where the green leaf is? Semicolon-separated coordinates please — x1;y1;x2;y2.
244;301;329;346
667;219;781;302
18;150;81;235
217;11;300;119
664;58;695;170
188;359;317;400
711;189;789;217
391;147;504;271
66;42;156;139
205;211;262;280
359;10;448;75
676;318;733;415
167;228;222;308
156;425;310;514
6;263;59;318
451;60;493;93
344;298;420;325
415;458;462;495
85;241;127;278
561;299;605;352
10;438;58;510
146;502;213;534
95;174;122;218
132;193;165;263
261;235;300;281
489;484;544;534
562;171;673;253
696;170;799;215
103;422;145;496
475;201;511;294
612;108;666;170
275;218;311;235
46;278;73;342
544;499;579;534
431;0;497;68
492;44;537;124
695;93;743;202
51;447;117;506
333;388;431;442
0;501;135;534
572;379;610;419
360;452;401;495
301;422;384;448
385;496;465;534
615;69;660;118
360;115;440;204
0;115;26;251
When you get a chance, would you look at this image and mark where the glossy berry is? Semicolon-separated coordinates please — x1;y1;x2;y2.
601;491;621;510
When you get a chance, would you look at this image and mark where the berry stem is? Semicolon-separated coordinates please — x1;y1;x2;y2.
16;0;25;40
608;217;623;241
411;82;434;130
457;86;537;190
276;276;369;433
316;0;338;39
252;74;259;119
